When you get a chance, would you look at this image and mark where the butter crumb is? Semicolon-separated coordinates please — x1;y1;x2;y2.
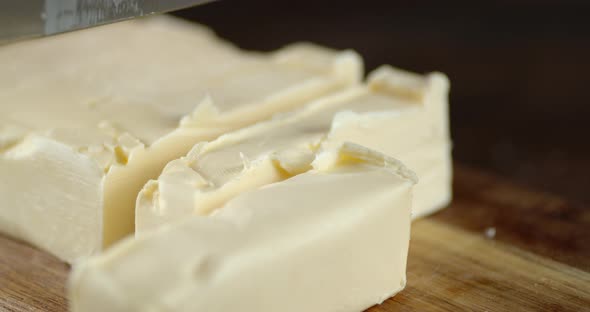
485;227;496;239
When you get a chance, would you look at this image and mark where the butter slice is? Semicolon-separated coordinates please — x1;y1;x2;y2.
0;16;362;262
136;66;450;233
69;143;414;312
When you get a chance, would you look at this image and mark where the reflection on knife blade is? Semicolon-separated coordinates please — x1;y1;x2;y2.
0;0;215;44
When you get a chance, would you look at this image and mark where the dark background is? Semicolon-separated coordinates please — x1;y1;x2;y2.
174;0;590;205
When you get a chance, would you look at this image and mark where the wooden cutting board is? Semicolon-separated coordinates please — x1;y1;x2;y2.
1;164;589;311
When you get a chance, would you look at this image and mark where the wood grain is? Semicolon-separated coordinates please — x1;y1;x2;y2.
0;235;68;311
435;166;590;271
371;220;590;311
1;164;590;311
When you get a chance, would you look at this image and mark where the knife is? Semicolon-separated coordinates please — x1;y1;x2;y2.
0;0;215;44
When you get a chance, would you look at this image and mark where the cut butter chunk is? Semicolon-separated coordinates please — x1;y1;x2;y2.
137;66;451;234
0;16;362;262
69;143;414;312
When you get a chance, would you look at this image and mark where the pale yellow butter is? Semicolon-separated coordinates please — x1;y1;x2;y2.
0;16;362;262
69;143;414;312
136;66;451;234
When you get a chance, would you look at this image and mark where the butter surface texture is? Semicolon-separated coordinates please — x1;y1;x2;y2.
137;66;451;233
0;16;362;262
69;143;414;312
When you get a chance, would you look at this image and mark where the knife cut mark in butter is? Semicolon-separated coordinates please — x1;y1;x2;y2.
0;16;362;263
136;65;451;234
69;143;414;312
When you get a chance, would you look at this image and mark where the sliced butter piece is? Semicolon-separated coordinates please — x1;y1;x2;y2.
330;66;452;217
137;65;451;233
69;143;414;312
0;16;362;263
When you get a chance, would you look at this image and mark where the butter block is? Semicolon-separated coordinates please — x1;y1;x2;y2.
0;16;362;262
137;66;451;233
69;143;414;312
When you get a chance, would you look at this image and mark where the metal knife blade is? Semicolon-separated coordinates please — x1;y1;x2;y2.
0;0;215;44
